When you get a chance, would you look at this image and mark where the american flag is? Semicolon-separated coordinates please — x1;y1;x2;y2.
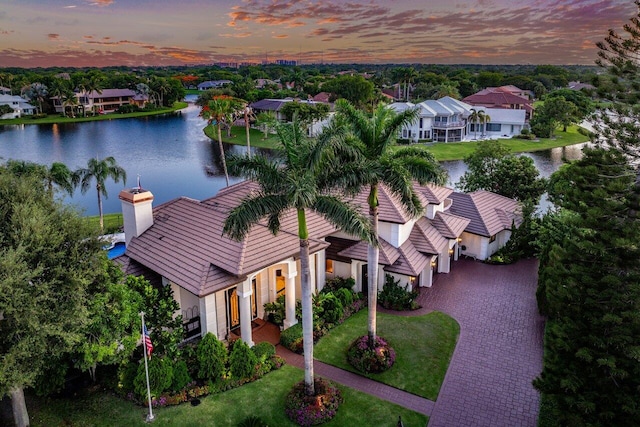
143;325;153;357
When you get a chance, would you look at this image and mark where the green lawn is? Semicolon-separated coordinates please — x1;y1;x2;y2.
204;124;281;149
425;125;590;161
0;102;188;126
28;365;428;427
315;309;460;401
84;213;123;234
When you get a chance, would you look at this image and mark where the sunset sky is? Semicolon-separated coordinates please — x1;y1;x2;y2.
0;0;636;68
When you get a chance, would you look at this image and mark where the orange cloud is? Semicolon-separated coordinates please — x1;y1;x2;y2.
273;34;288;39
48;34;60;40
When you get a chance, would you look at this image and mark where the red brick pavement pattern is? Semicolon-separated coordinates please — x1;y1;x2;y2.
421;258;544;427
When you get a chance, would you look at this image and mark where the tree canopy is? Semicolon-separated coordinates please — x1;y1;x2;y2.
456;140;546;202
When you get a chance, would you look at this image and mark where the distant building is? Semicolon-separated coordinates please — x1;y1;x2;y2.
0;94;36;119
390;96;527;143
197;80;233;91
462;86;534;121
568;81;596;91
274;59;297;66
51;88;142;114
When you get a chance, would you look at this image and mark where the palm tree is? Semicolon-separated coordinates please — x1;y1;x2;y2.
45;162;75;197
75;157;127;231
223;118;376;396
333;99;447;343
78;76;103;117
256;111;278;140
61;90;79;118
469;108;481;140
479;110;491;137
200;96;235;186
241;102;255;157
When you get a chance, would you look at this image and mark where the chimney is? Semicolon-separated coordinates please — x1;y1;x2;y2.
119;187;154;246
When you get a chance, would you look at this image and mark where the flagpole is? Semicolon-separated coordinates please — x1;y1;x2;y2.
141;312;155;422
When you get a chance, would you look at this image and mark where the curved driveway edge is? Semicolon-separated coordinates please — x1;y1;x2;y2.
421;258;544;427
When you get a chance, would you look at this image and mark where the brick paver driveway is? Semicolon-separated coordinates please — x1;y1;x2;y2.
421;257;544;427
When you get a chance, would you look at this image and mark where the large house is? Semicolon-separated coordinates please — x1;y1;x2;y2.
52;88;145;114
197;80;232;90
0;94;36;119
462;86;534;121
249;98;333;137
390;96;527;143
115;180;520;347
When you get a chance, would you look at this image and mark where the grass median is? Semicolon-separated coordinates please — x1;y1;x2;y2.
315;309;460;401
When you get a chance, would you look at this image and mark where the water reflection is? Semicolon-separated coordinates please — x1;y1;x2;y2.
0;98;585;216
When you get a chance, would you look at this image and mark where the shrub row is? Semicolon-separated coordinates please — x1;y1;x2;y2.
119;335;284;407
278;277;366;353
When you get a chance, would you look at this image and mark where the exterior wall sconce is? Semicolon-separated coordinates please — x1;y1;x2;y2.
431;260;437;268
448;248;454;255
409;276;416;284
457;237;462;243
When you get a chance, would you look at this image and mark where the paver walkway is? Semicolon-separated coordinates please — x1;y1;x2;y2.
276;257;544;426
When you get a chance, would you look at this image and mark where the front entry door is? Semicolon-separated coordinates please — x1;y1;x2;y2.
227;282;259;332
227;287;240;331
361;264;368;296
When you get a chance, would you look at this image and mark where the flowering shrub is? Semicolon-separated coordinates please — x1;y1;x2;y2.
347;335;396;373
285;378;343;426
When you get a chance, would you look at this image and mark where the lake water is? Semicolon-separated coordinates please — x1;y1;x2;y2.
0;96;584;216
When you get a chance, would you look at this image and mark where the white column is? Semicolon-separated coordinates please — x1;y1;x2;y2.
316;250;326;292
199;293;217;337
454;241;460;261
169;281;182;320
283;261;298;329
238;278;254;347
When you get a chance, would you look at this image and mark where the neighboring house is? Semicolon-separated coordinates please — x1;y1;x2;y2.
197;80;233;91
312;92;332;103
254;79;280;89
114;180;520;346
0;86;11;95
0;94;36;119
449;191;522;261
390;96;527;143
51;88;141;114
249;97;333;137
462;86;534;121
568;81;596;91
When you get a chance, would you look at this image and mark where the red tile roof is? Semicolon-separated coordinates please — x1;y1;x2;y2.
384;239;430;277
432;211;470;239
124;181;334;297
448;191;521;237
409;217;448;255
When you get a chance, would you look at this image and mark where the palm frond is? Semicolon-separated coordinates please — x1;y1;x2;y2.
223;194;291;241
227;153;282;193
389;148;448;185
379;159;424;218
314;195;377;246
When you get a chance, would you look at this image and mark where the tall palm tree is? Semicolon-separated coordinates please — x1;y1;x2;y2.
75;157;127;231
256;111;278;140
241;102;254;157
200;96;235;186
333;99;447;343
469;108;481;140
223;119;376;396
45;162;75;197
78;76;103;117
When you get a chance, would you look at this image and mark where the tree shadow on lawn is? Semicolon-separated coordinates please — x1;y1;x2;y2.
314;309;460;401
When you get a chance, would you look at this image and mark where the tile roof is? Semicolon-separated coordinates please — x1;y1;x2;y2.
432;211;471;239
409;217;448;255
449;191;521;237
124;181;334;297
337;237;400;265
349;184;428;224
384;239;430;277
87;88;135;98
462;91;531;107
416;183;453;205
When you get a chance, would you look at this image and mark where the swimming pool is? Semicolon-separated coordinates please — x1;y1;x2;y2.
107;242;126;259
